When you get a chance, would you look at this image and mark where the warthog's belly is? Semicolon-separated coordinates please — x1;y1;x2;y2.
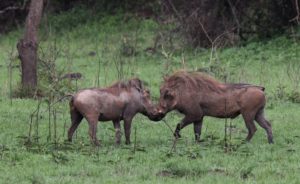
98;113;123;121
208;110;241;119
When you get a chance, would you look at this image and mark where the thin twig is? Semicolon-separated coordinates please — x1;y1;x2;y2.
26;99;42;143
162;119;178;153
95;41;101;87
162;119;174;134
133;127;137;154
229;119;232;149
290;0;300;24
0;6;20;14
47;100;51;142
166;0;184;23
53;109;57;146
170;137;177;153
198;20;213;44
8;47;14;106
63;120;67;138
28;114;33;142
226;0;240;35
224;98;228;151
34;99;42;142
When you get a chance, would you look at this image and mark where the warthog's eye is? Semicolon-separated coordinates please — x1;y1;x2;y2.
164;92;173;100
163;93;168;98
143;90;150;97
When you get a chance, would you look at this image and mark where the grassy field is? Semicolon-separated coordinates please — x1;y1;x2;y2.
0;13;300;183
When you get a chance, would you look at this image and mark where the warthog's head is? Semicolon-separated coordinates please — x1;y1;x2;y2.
140;89;152;111
152;85;178;121
127;78;162;121
129;78;153;109
140;88;167;121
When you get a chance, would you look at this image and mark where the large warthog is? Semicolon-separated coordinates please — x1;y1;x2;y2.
155;71;273;144
68;78;158;146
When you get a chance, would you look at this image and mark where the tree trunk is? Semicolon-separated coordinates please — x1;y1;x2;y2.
17;0;44;96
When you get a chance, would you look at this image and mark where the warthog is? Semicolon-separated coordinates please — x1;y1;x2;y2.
68;78;158;146
156;71;273;144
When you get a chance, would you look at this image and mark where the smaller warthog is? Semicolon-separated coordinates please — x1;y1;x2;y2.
68;78;157;146
155;71;273;144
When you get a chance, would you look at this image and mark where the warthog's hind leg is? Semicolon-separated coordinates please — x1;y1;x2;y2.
241;112;257;142
174;116;195;139
124;117;133;145
86;115;100;146
193;118;203;142
113;120;121;145
68;109;83;142
255;108;273;144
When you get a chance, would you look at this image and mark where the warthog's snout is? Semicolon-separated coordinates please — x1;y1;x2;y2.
147;106;166;121
157;109;164;114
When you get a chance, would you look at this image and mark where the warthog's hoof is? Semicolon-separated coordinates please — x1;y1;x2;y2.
174;132;181;139
268;139;274;144
93;140;101;147
195;134;201;143
195;139;201;144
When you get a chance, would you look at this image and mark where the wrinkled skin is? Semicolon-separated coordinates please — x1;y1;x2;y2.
68;78;158;146
155;72;273;144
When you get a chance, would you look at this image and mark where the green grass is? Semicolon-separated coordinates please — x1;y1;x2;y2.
0;14;300;184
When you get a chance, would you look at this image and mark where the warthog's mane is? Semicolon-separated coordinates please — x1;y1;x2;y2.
109;78;144;91
163;71;265;93
163;71;223;93
110;81;131;89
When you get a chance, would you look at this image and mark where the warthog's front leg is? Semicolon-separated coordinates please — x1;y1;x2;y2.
241;112;257;142
68;109;83;142
124;117;133;144
88;122;100;146
193;118;203;142
254;108;273;144
86;115;100;146
113;120;121;145
174;116;194;139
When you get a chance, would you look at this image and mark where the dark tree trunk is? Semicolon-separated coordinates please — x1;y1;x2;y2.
17;0;44;95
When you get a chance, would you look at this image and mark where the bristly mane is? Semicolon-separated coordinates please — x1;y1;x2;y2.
109;78;144;90
164;71;223;93
164;71;265;93
109;80;130;89
227;83;265;91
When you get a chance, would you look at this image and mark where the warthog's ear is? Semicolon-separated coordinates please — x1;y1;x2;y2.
129;78;143;92
163;75;168;81
144;89;150;95
142;89;150;98
164;89;175;99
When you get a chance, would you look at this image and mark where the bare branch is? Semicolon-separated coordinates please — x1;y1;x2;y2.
0;6;20;14
289;0;300;24
166;0;184;23
198;20;213;45
0;0;28;14
226;0;240;35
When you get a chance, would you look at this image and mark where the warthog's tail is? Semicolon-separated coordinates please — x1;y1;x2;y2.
48;94;74;108
69;95;75;109
38;94;74;114
69;95;74;104
253;85;265;91
245;85;265;91
235;84;265;91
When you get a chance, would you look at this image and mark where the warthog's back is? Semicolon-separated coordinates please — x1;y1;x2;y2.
72;88;130;120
